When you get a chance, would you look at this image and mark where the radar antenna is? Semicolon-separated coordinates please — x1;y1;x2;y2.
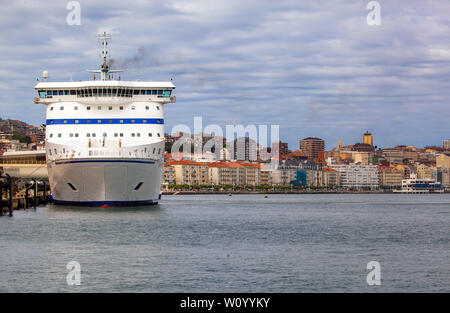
87;32;123;81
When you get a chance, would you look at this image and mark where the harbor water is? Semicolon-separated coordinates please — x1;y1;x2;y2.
0;194;449;292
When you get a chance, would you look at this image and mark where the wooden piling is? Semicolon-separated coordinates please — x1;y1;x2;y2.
33;179;37;209
0;181;3;216
7;174;13;216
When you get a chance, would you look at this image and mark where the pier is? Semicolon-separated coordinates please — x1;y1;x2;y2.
0;174;51;216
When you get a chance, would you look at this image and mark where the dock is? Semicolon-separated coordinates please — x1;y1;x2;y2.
0;174;52;216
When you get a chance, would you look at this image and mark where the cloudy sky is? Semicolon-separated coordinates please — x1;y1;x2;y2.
0;0;449;150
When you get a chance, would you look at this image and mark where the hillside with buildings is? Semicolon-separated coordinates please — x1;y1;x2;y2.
0;117;45;154
1;117;449;192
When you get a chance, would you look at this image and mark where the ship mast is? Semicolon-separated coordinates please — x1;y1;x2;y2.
87;32;123;81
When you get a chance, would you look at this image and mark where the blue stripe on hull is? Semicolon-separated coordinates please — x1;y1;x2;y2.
53;199;159;207
54;159;156;165
46;118;163;125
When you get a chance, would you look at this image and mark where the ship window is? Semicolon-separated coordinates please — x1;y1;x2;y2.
131;120;135;123
70;90;76;95
146;90;151;95
145;106;149;110
88;89;92;97
63;120;68;124
163;90;171;97
76;90;80;97
92;133;96;137
140;90;145;95
64;90;70;95
49;120;54;124
50;134;53;138
74;106;78;110
156;106;160;110
158;90;163;95
133;90;139;95
153;148;156;153
108;120;112;123
98;106;101;110
98;88;103;96
58;134;61;137
107;88;111;96
103;88;107;96
148;133;152;137
120;120;123;123
59;90;64;95
75;120;79;124
119;106;123;110
87;133;90;137
118;88;122;96
120;133;123;137
60;106;64;110
75;133;79;137
131;106;135;110
50;107;54;111
137;133;140;137
97;120;101;123
54;149;57;154
132;133;135;137
70;133;73;137
112;89;117;96
152;90;157;95
103;133;107;137
93;89;98;96
108;106;112;110
158;148;161;154
143;120;147;123
39;91;47;97
114;133;118;137
87;120;91;123
87;106;91;110
157;133;161;137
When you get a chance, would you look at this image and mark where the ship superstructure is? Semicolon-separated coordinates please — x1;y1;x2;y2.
34;33;176;206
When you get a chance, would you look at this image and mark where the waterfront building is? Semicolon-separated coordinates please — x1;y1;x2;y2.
163;165;176;185
322;167;340;187
231;137;257;161
416;163;434;180
378;166;403;188
436;153;450;169
299;137;324;161
0;150;48;179
259;169;272;186
330;163;379;190
272;141;289;158
169;160;209;185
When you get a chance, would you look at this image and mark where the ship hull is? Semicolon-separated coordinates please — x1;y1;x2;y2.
47;158;163;206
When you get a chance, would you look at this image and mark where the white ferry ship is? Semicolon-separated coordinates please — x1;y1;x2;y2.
34;33;176;206
394;173;444;194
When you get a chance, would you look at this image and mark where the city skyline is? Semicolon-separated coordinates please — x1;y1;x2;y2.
0;1;450;150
